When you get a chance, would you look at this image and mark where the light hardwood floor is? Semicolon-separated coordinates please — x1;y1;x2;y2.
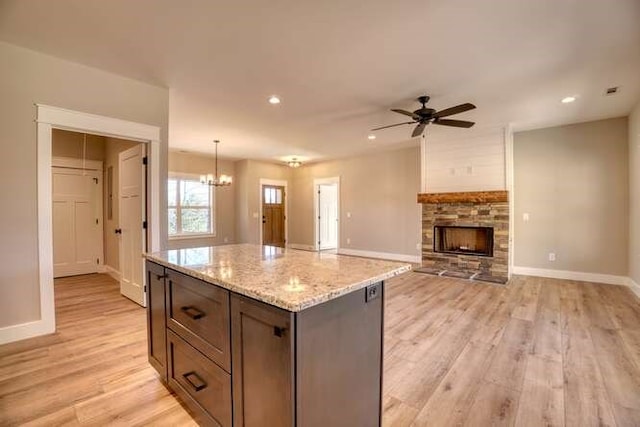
1;273;639;426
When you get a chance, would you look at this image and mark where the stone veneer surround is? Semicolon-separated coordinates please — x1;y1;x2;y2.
419;191;509;283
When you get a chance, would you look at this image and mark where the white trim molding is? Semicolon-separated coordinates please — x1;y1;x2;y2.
338;248;420;264
0;105;163;345
287;243;316;251
103;265;122;282
627;277;640;298
512;266;628;286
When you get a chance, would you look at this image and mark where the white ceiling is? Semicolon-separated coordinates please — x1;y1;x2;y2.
1;0;639;163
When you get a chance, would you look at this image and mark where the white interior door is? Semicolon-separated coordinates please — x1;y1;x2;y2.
318;184;338;250
119;144;146;306
52;165;102;277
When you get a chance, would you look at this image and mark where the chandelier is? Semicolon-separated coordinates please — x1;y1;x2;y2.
200;140;232;187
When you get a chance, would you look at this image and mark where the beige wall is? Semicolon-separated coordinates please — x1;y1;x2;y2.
52;129;106;161
0;41;169;329
234;159;292;244
629;103;640;285
514;117;629;275
103;138;141;271
168;151;236;249
289;146;421;257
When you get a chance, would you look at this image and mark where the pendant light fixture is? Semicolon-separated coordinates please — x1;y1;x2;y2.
200;140;232;187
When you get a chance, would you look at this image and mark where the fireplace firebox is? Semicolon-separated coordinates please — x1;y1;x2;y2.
433;225;494;257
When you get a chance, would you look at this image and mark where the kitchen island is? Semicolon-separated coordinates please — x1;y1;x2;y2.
144;244;410;427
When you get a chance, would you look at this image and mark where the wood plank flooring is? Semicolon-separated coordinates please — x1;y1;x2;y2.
1;272;639;426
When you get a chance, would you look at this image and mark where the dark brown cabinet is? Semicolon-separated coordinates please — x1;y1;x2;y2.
231;295;294;426
166;269;231;372
167;330;232;426
146;261;167;380
145;261;384;427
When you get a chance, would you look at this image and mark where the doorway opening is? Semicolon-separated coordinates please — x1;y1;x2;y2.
30;105;161;342
314;177;340;252
260;179;288;248
51;129;147;307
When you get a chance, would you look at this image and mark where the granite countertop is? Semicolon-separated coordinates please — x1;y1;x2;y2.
144;244;412;312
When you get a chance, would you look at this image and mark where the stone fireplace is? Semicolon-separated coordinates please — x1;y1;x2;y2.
418;191;509;283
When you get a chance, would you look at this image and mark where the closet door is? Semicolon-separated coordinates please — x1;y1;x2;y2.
52;165;102;278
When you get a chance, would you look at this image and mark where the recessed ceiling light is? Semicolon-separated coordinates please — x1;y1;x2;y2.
268;95;281;105
367;134;376;140
561;96;576;104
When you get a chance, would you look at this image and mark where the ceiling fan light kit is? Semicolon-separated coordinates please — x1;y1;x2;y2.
200;140;232;187
372;95;476;137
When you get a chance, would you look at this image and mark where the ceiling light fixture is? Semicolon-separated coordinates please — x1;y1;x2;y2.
200;140;232;187
561;96;576;104
268;95;281;105
367;134;376;140
287;158;301;168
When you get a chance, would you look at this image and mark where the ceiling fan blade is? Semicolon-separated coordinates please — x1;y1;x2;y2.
391;109;420;120
433;103;476;118
434;119;475;128
371;121;414;131
411;122;427;137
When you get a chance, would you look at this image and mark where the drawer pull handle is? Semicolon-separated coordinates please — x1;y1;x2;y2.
182;371;207;392
180;306;205;320
273;326;286;337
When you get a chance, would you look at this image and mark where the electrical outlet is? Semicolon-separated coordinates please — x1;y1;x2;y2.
523;213;530;222
224;237;228;243
416;242;421;250
346;238;351;245
548;252;556;262
365;283;381;302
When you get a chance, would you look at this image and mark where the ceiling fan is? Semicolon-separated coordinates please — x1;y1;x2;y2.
372;95;476;137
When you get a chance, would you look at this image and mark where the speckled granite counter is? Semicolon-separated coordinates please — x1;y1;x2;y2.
144;243;411;312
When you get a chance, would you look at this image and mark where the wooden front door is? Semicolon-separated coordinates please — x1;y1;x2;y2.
262;185;285;247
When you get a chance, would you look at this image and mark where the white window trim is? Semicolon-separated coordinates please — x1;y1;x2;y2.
168;172;216;240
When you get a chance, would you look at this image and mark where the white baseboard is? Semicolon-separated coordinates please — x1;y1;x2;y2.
338;248;420;264
102;265;121;281
287;243;316;251
512;266;628;286
0;319;55;345
627;277;640;298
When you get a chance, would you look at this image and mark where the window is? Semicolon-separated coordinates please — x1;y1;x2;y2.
263;186;283;204
168;175;214;238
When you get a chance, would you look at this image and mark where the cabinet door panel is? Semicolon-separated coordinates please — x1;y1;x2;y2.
231;295;294;427
166;269;231;371
145;261;166;380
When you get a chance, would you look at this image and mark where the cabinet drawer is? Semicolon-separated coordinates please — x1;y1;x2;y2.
166;269;231;371
167;330;232;427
